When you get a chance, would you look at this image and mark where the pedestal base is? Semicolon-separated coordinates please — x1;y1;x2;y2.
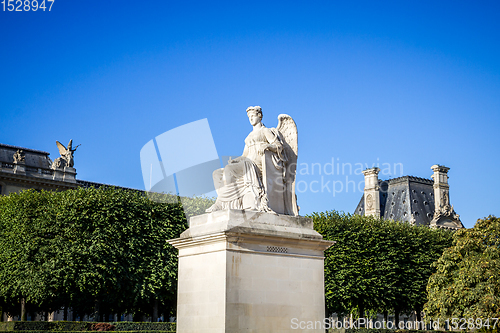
168;210;334;333
52;167;77;183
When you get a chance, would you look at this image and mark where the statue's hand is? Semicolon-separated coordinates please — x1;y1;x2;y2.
229;156;242;163
258;144;272;155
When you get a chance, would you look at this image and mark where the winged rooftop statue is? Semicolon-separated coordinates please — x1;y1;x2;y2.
51;139;80;169
206;106;299;216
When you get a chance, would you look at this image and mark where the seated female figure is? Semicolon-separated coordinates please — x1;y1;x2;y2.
206;106;285;212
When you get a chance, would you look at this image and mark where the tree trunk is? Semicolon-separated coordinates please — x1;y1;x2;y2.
415;306;423;330
94;299;100;322
116;312;121;322
359;301;365;327
20;298;26;321
63;307;68;321
153;299;159;322
0;306;3;322
383;311;388;328
394;308;400;329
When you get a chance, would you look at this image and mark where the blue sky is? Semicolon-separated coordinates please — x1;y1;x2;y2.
1;1;499;228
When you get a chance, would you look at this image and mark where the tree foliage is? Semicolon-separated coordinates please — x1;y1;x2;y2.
311;210;453;318
0;187;214;320
425;215;500;320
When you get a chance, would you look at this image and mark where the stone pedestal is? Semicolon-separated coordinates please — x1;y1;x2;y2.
52;167;65;181
168;210;334;333
13;163;26;175
63;167;77;183
52;166;77;183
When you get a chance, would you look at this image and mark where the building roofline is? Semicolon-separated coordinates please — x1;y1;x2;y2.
0;143;50;155
384;175;433;185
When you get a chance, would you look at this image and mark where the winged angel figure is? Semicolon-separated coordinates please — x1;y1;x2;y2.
206;106;299;216
51;139;80;169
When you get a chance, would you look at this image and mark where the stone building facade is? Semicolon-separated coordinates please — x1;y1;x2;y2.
355;165;463;229
0;143;79;195
0;143;139;196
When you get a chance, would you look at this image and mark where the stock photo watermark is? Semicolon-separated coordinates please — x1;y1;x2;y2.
294;158;403;196
291;317;499;330
139;119;404;218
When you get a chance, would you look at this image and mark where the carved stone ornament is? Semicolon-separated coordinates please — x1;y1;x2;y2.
433;190;457;219
431;189;461;228
366;194;373;208
206;106;299;216
51;139;80;169
13;149;25;164
433;204;460;221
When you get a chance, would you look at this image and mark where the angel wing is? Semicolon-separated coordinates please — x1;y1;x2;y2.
276;114;298;157
56;141;68;156
276;114;299;216
67;139;73;152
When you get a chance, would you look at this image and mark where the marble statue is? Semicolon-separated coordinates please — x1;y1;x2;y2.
13;149;25;164
206;106;299;216
51;139;80;169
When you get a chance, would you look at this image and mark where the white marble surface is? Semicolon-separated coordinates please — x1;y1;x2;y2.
169;211;334;333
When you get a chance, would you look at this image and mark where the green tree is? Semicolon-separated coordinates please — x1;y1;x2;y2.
313;211;395;317
51;187;190;320
425;215;500;320
0;187;213;321
311;210;453;321
0;189;65;319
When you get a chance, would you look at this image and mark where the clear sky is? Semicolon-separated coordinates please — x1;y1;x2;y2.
1;1;499;228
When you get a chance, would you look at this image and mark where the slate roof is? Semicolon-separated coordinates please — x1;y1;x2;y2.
354;176;436;226
0;143;52;170
0;143;49;155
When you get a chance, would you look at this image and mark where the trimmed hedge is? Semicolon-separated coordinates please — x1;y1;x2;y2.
113;323;175;331
0;322;92;332
0;324;15;332
0;322;176;332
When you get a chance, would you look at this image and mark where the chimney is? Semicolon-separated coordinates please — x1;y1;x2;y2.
430;164;464;229
430;164;450;213
362;167;380;218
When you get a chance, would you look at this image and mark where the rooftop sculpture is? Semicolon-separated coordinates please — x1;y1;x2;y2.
51;139;80;169
206;106;299;216
12;149;25;164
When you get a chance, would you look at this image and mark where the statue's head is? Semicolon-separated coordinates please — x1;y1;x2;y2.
246;106;263;125
246;106;262;116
